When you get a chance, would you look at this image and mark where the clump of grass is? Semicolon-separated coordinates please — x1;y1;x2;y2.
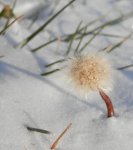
31;14;108;52
20;0;76;48
31;10;133;55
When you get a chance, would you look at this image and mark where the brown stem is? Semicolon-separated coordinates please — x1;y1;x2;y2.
51;123;72;149
99;89;115;117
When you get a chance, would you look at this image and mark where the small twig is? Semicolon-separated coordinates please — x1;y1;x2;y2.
51;123;72;150
27;126;51;134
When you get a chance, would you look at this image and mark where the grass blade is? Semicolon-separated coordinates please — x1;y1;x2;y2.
41;69;61;76
27;126;51;134
117;64;133;70
45;59;66;68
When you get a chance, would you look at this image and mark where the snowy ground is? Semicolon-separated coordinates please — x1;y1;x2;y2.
1;0;133;150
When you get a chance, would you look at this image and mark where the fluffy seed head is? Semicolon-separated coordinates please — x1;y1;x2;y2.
68;53;114;95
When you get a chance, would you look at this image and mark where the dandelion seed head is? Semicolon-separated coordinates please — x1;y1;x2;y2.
68;53;114;96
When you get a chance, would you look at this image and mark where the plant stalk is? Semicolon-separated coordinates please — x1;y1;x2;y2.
99;89;115;117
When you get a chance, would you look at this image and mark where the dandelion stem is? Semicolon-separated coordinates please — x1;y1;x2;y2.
99;89;115;117
51;123;72;149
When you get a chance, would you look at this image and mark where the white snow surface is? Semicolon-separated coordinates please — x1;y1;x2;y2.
0;0;133;150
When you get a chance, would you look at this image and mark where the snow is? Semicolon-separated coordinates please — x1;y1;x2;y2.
0;0;133;150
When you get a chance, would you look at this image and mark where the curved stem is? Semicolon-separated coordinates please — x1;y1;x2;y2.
99;89;115;117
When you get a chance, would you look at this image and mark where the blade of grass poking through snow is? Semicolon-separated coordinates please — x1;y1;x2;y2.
31;38;58;52
31;14;108;52
51;123;72;150
101;32;132;53
65;21;82;55
117;64;133;70
79;25;105;53
41;69;61;76
45;59;66;68
20;0;75;48
27;126;51;134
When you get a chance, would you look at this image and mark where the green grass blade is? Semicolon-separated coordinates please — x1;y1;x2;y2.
117;64;133;70
20;0;76;48
31;38;58;52
45;59;66;68
27;126;51;134
41;69;61;76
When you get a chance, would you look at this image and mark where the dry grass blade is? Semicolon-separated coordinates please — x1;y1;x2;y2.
51;123;72;150
117;64;133;70
102;32;132;53
20;0;76;48
27;126;51;134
